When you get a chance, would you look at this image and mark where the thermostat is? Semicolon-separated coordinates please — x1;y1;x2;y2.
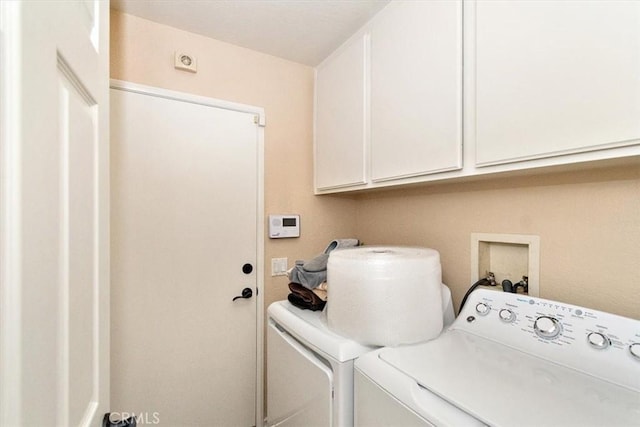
269;215;300;239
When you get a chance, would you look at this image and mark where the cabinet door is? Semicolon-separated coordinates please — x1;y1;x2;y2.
473;1;640;166
315;34;368;190
370;0;462;182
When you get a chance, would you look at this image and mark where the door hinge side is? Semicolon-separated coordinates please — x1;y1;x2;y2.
254;114;266;127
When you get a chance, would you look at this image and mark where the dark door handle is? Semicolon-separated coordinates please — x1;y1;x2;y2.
232;287;253;301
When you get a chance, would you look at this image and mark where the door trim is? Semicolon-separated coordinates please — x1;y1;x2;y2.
0;2;23;422
109;79;266;426
110;79;266;126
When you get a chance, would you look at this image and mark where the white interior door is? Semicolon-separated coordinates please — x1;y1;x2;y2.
110;83;263;426
0;1;109;426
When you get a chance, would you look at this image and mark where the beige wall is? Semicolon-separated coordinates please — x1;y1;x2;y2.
111;11;640;416
110;9;357;316
355;164;640;319
111;12;640;408
110;7;640;327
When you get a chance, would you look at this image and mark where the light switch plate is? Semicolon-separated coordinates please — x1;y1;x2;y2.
271;257;288;277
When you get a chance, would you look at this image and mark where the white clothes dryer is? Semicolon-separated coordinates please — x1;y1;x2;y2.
266;283;455;427
355;289;640;426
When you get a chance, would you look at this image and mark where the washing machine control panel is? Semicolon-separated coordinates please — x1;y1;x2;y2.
456;289;640;392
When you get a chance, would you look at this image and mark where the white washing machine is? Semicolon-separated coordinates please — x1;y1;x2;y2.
355;288;640;426
266;284;455;427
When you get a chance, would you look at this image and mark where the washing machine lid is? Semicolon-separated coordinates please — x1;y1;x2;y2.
268;301;377;362
378;329;640;427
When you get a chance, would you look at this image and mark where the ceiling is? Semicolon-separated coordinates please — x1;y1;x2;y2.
110;0;391;66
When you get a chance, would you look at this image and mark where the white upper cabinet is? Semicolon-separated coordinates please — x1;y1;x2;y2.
315;34;368;190
370;0;463;182
472;0;640;166
314;0;463;192
314;0;640;194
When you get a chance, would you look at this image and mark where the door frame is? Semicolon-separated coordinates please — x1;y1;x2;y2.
110;79;266;426
0;1;22;420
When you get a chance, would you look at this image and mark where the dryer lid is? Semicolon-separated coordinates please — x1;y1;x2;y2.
268;300;377;362
378;330;640;427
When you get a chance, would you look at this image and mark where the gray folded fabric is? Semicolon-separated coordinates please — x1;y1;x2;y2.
302;253;329;272
304;239;359;272
324;239;359;254
288;265;326;290
289;238;359;290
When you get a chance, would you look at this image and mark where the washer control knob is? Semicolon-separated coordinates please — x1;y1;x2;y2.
499;308;516;323
475;302;491;316
587;332;610;350
534;316;562;339
630;343;640;360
